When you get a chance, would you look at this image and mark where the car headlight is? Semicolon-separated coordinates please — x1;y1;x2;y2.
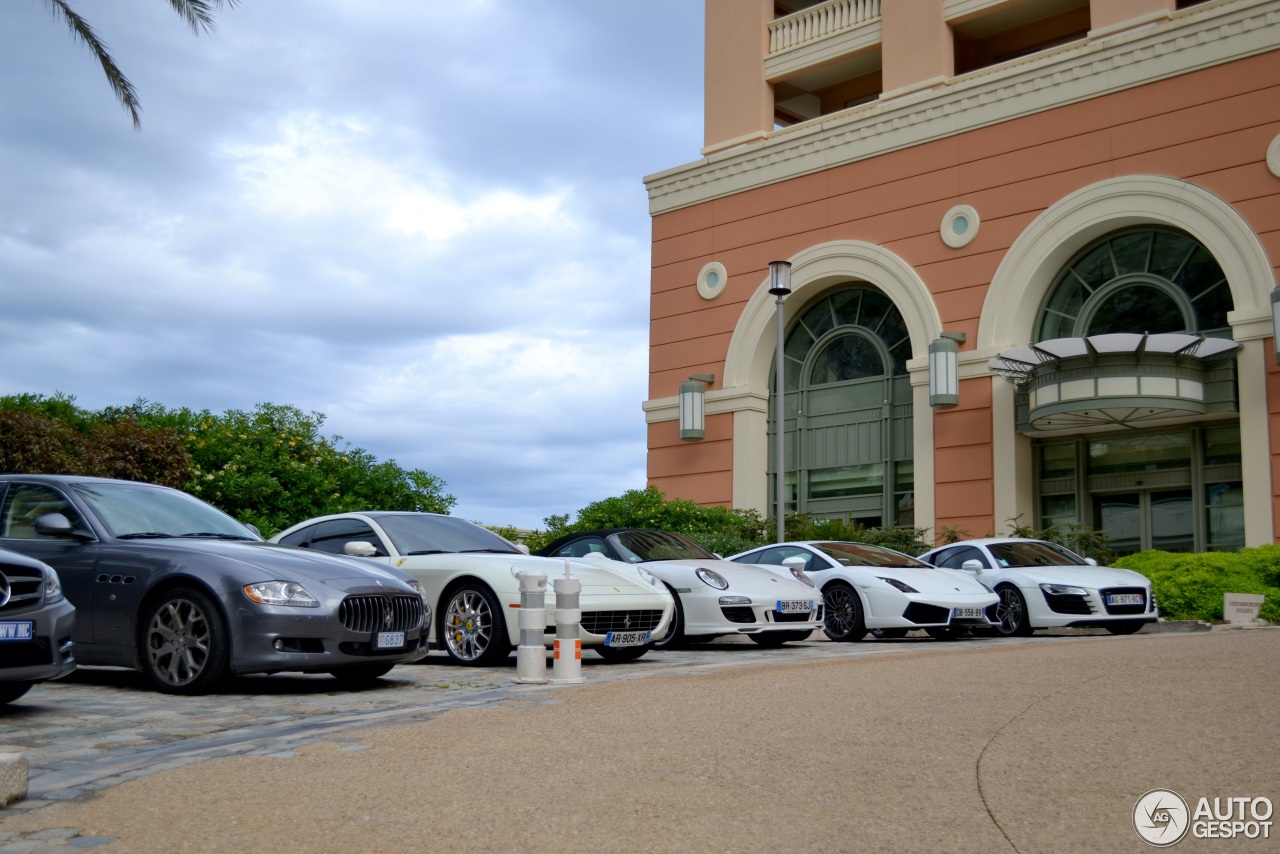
637;566;661;587
789;566;815;588
243;581;320;607
719;595;751;606
696;568;729;590
406;580;426;601
878;577;919;594
1034;583;1085;599
976;580;995;593
43;567;65;605
1040;583;1089;597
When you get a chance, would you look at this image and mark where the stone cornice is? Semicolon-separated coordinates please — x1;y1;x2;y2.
645;0;1280;215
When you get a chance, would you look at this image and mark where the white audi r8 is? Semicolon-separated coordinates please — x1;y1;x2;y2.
535;529;824;647
728;541;999;641
271;513;674;666
917;538;1157;636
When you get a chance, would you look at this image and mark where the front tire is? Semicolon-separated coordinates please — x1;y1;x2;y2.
652;587;687;650
438;584;512;666
1104;621;1146;636
328;662;396;686
994;585;1033;637
748;629;812;647
140;587;230;695
0;682;33;705
822;582;867;642
595;645;649;662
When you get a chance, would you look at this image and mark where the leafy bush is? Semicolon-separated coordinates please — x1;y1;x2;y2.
0;394;454;537
1113;546;1280;623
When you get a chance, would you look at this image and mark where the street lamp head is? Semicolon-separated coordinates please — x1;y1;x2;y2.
768;260;792;296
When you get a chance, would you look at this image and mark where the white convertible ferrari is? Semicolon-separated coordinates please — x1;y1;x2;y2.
918;538;1157;636
271;512;674;665
729;541;999;640
535;529;824;647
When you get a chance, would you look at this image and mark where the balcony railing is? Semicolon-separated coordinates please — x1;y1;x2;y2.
768;0;882;55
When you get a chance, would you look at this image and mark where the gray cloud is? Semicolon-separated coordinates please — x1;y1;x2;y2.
0;1;703;527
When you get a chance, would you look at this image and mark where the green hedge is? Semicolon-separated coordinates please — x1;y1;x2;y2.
1113;546;1280;623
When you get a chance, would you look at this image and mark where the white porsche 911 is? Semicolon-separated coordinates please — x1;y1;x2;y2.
728;541;999;641
535;529;824;648
271;513;674;666
917;538;1158;637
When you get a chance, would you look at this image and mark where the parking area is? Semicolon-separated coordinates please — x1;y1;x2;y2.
1;625;1276;853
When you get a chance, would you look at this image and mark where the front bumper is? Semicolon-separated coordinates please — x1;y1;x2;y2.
865;591;1000;630
1029;584;1158;629
0;598;77;685
683;593;825;636
228;589;430;675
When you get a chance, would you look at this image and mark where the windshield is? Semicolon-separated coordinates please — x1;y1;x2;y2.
375;514;520;555
610;530;714;562
72;481;258;540
815;542;931;569
987;541;1087;568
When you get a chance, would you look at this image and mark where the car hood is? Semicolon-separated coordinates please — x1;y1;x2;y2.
392;552;661;593
643;558;818;597
816;563;995;594
116;539;418;587
979;564;1150;588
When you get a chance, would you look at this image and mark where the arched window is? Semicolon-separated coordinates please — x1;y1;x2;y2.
1036;228;1232;341
770;285;913;527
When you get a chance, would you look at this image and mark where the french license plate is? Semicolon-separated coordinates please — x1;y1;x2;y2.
0;621;34;642
776;600;814;614
952;608;985;619
376;631;405;649
1107;593;1144;606
604;630;649;648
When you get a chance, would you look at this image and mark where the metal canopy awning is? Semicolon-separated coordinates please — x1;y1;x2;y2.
989;334;1239;432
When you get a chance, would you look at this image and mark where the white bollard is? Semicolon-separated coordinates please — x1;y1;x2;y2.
549;559;585;685
514;568;548;684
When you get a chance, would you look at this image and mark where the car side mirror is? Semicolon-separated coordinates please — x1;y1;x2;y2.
782;556;808;570
960;559;984;572
33;512;93;541
1085;557;1098;566
344;541;377;558
514;543;530;555
244;523;263;539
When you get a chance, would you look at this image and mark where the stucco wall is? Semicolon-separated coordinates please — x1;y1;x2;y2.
649;49;1280;536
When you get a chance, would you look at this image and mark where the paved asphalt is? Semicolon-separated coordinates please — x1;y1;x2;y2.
0;625;1276;853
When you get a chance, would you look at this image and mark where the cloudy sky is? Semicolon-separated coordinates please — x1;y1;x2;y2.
0;1;704;528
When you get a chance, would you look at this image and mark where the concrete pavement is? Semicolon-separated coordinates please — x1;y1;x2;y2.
1;626;1276;852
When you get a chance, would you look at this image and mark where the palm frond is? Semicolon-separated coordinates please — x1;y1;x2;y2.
43;0;141;129
166;0;239;35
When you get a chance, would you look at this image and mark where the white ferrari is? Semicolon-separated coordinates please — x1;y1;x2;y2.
729;541;999;640
535;529;824;647
271;512;674;665
917;538;1157;636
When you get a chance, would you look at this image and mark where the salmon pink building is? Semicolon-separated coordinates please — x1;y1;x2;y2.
643;0;1280;555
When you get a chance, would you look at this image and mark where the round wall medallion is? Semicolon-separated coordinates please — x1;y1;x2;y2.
941;204;980;248
1268;133;1280;179
697;261;728;300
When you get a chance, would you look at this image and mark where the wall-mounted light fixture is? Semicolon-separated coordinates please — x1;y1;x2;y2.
929;331;966;408
1272;289;1280;365
679;374;715;441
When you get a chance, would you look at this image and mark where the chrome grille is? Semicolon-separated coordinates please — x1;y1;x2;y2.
0;566;45;613
580;610;663;633
338;595;423;634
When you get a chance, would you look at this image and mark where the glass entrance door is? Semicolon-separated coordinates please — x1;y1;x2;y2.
1092;489;1194;557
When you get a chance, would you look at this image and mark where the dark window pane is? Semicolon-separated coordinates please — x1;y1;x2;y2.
1087;284;1186;335
1148;231;1195;280
809;335;885;384
1109;231;1152;276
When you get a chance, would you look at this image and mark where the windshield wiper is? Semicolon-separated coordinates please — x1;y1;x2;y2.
459;548;517;554
117;532;176;540
406;549;448;556
178;532;254;540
